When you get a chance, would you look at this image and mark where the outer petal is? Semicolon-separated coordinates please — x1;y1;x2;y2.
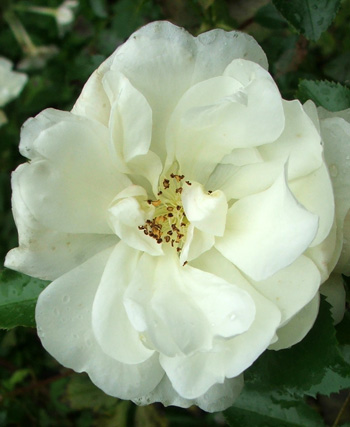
216;168;319;280
35;248;164;399
133;374;244;413
16;110;131;234
269;294;320;350
259;100;323;180
289;163;334;247
109;21;268;161
251;255;321;325
164;249;281;398
124;250;255;356
92;242;154;364
169;60;284;183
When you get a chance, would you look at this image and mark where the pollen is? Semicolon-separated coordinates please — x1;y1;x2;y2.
141;172;191;253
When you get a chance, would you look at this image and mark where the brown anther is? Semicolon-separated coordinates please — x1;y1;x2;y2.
175;187;183;194
165;236;171;243
166;206;174;211
138;225;144;230
155;216;166;224
177;247;182;252
167;230;173;235
185;181;191;185
147;199;152;204
163;179;170;189
168;213;174;218
157;191;163;196
170;173;184;182
176;205;181;211
171;240;175;247
183;261;188;266
151;200;161;207
143;230;149;235
208;190;213;194
157;238;163;244
181;223;186;227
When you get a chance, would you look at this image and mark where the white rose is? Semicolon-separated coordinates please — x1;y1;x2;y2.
6;21;350;412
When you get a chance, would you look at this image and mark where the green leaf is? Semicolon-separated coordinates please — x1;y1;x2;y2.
224;387;324;427
272;0;341;40
324;53;350;86
0;269;49;329
244;299;349;396
297;80;350;111
255;4;288;30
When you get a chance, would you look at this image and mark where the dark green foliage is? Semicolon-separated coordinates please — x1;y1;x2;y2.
272;0;341;40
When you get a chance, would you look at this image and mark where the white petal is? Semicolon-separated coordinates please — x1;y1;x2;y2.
5;172;118;280
180;224;215;264
181;181;228;236
103;71;152;161
108;186;163;256
207;159;282;200
35;248;164;399
16;110;130;234
165;249;281;398
321;116;350;224
289;164;334;247
320;273;346;324
133;374;244;413
124;252;212;357
169;60;284;183
216;167;319;280
71;50;118;125
109;21;268;161
251;255;321;325
269;294;320;350
259;100;323;180
92;242;154;364
306;219;340;282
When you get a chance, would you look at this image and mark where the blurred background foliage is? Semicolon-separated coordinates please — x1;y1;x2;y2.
0;0;350;425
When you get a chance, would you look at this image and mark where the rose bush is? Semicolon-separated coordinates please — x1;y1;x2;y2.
5;21;350;412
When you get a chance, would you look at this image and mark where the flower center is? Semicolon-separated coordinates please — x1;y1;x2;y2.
138;173;191;254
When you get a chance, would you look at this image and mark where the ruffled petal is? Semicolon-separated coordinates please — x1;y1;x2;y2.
107;21;267;161
133;374;243;413
216;168;319;280
167;249;281;398
108;185;163;256
169;60;284;183
92;242;154;364
124;250;255;357
181;181;227;236
269;294;320;350
259;100;323;180
289;164;334;247
251;255;321;325
16;110;131;234
35;248;164;399
180;225;215;264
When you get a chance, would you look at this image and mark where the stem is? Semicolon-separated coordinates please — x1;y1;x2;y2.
332;391;350;427
13;5;57;18
3;11;37;55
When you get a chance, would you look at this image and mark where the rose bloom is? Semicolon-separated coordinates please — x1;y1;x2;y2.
6;22;350;412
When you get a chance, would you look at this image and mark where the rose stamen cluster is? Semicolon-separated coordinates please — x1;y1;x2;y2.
139;173;190;253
